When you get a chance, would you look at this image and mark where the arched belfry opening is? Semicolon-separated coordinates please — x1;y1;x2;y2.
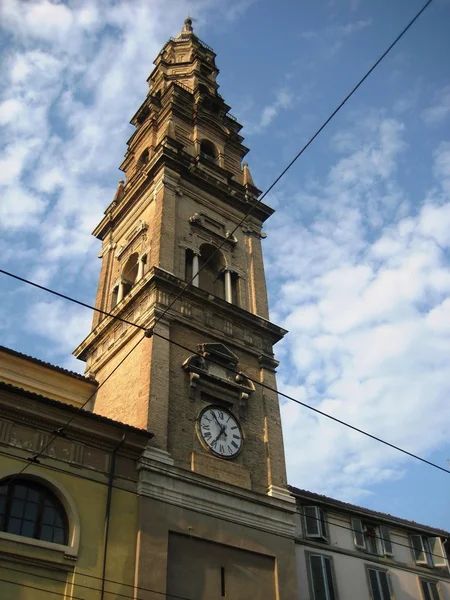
112;252;144;307
122;252;140;290
198;243;225;299
138;148;150;167
199;139;218;162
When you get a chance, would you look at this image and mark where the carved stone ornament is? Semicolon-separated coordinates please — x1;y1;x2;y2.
182;343;255;418
189;212;203;225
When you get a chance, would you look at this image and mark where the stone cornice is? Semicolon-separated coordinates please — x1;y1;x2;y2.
74;267;287;367
0;383;152;454
93;142;271;240
137;456;296;538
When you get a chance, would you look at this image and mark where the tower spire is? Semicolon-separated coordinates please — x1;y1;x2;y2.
177;16;194;39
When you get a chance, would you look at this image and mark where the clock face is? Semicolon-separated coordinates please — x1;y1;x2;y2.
197;406;243;459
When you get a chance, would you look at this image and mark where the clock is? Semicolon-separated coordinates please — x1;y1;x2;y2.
197;405;243;459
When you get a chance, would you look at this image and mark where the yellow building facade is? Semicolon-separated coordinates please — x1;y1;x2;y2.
0;346;151;599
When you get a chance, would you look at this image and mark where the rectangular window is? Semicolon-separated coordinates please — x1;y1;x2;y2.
304;506;328;541
411;535;448;568
308;553;337;600
420;579;441;600
367;567;392;600
352;519;393;557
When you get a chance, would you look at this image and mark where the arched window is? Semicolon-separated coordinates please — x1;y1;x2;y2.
112;252;144;308
122;252;139;286
138;148;150;166
200;140;218;162
198;243;225;299
0;478;68;545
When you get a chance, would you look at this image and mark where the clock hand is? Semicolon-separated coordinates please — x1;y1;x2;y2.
212;425;226;445
211;411;221;428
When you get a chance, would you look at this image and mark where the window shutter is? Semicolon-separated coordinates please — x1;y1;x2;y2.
411;534;427;565
430;582;440;600
378;571;391;600
368;569;391;600
429;537;448;569
319;508;329;540
305;506;320;538
420;580;432;600
309;554;327;600
421;580;440;600
324;557;336;600
428;581;440;600
380;526;394;556
368;569;382;600
352;518;366;549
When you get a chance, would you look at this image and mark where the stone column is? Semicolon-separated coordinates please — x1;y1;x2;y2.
224;269;232;303
117;281;124;303
137;257;144;280
192;252;199;287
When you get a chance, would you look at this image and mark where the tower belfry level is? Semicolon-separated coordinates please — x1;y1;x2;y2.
74;18;297;600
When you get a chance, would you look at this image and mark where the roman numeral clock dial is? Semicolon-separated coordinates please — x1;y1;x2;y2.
197;406;243;459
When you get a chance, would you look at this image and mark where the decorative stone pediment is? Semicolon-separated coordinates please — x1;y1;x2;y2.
189;212;237;246
115;220;149;259
198;343;238;365
182;343;254;418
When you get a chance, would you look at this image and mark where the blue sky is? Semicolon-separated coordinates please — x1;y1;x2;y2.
1;0;450;530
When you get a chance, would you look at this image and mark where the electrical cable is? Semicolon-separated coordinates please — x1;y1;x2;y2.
149;0;433;333
0;0;437;493
0;564;196;600
2;266;449;477
0;331;146;495
0;442;447;563
0;1;442;581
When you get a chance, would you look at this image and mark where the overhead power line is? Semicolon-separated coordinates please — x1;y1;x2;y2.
0;444;447;568
149;0;433;333
1;267;449;478
0;0;438;500
0;564;195;600
0;314;146;494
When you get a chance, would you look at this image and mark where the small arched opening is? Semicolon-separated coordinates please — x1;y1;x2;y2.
198;243;225;299
112;252;142;307
138;148;150;167
199;139;218;163
122;252;139;286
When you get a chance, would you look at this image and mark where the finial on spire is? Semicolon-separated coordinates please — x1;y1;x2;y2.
176;15;195;40
182;15;194;33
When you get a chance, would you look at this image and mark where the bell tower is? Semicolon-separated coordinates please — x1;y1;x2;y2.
74;19;298;600
74;17;290;497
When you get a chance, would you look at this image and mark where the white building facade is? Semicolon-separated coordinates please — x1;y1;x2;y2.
291;487;450;600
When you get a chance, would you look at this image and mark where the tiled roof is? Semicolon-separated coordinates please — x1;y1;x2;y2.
289;485;450;537
0;381;153;439
0;345;96;384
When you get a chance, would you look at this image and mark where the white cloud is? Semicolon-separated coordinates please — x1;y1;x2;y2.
0;184;48;229
27;299;92;355
266;115;450;501
0;0;259;363
245;88;293;134
300;19;372;58
422;85;450;125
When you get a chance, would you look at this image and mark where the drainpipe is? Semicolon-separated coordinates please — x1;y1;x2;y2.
101;433;126;600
